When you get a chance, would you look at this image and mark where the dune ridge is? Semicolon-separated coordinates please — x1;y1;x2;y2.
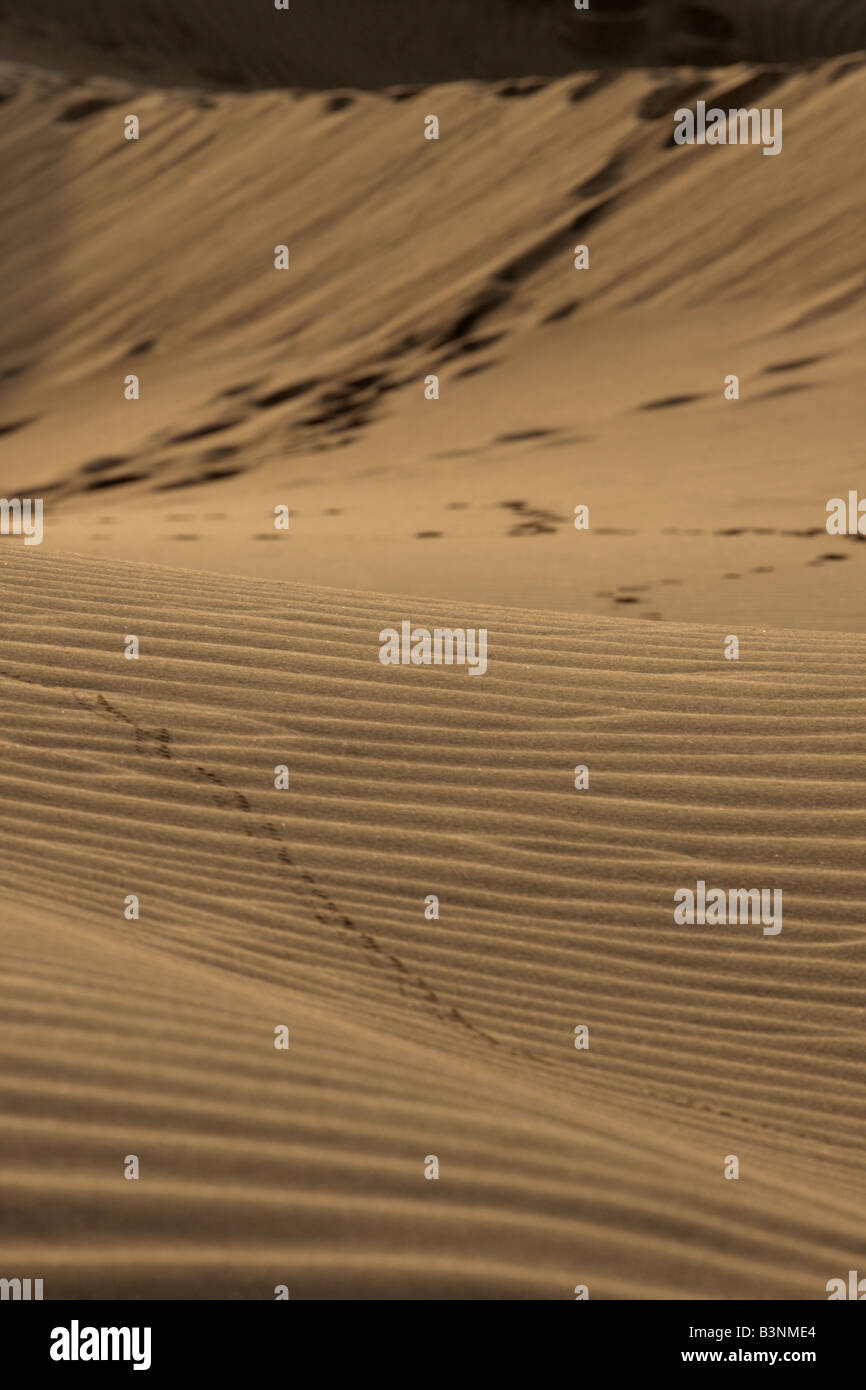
1;550;864;1297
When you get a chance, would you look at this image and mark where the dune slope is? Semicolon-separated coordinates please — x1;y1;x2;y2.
0;550;864;1297
1;57;865;627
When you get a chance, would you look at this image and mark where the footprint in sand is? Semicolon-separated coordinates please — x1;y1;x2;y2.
169;419;243;443
496;78;548;99
542;301;580;324
85;473;147;491
763;356;827;374
638;394;703;412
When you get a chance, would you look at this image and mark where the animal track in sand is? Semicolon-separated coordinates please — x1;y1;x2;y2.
638;79;705;121
80;456;129;475
84;473;148;491
495;429;557;443
496;78;548;99
438;332;507;364
752;383;816;401
385;86;427;103
573;153;627;200
454;362;499;379
169;419;243;444
221;381;258;399
202;445;241;463
542;300;580;324
499;499;568;537
253;379;320;408
568;74;621;106
763;356;827;374
57;96;117;123
69;690;507;1052
155;465;243;491
638;394;703;411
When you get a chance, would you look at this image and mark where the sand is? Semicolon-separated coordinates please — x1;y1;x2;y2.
1;550;864;1298
0;3;864;1300
2;54;865;628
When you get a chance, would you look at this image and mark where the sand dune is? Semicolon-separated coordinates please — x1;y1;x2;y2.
1;56;865;628
1;0;864;1305
1;550;864;1297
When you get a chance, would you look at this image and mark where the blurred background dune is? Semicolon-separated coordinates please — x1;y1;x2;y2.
2;0;866;87
0;13;864;627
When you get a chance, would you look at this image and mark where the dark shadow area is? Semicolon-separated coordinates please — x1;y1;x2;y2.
0;0;865;91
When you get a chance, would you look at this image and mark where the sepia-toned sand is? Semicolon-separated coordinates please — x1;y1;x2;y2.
1;52;865;628
1;551;864;1298
0;4;865;1299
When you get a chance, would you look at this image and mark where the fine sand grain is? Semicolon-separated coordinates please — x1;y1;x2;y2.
0;552;864;1297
